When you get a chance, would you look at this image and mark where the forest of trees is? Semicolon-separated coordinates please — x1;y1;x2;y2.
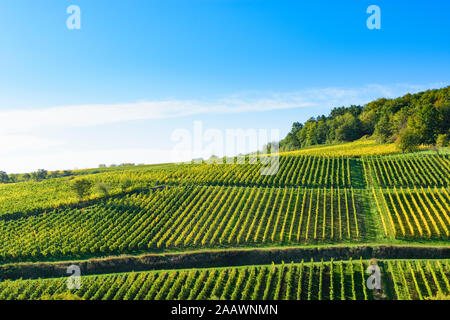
280;86;450;152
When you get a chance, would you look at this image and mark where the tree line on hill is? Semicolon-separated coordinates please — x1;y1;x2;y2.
0;163;137;184
0;169;74;184
280;86;450;152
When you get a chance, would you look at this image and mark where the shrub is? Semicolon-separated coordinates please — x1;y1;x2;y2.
71;178;93;200
436;133;449;147
96;182;111;197
396;129;420;153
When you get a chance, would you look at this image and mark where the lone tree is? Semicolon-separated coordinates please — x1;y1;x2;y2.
31;169;48;181
8;174;18;183
0;171;9;183
71;179;93;200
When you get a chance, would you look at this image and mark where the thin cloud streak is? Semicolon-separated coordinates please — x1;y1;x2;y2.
0;99;312;135
1;83;446;172
1;83;444;135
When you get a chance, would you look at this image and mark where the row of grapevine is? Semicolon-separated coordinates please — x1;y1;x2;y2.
0;186;364;262
156;155;354;188
377;187;450;239
0;162;188;218
1;154;353;219
363;155;450;188
2;259;447;300
388;260;450;300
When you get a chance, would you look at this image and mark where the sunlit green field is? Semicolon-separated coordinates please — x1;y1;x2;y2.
0;141;449;300
1;259;448;300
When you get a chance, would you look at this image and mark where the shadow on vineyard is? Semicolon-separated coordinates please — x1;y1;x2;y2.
1;245;449;281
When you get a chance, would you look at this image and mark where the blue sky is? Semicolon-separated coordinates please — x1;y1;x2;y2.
0;0;449;172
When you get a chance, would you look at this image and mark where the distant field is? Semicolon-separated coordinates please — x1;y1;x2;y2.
1;259;448;300
281;139;402;157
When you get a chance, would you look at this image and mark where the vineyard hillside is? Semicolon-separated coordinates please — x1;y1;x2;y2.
0;141;449;301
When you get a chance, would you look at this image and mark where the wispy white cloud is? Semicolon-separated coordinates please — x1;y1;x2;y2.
0;135;64;153
1;83;445;135
1;82;446;172
0;98;312;135
297;82;447;107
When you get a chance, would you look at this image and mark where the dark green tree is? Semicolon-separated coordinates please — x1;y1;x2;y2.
396;129;421;153
71;179;93;200
31;169;48;181
374;113;393;143
335;113;362;142
0;171;9;183
8;174;18;183
409;103;440;144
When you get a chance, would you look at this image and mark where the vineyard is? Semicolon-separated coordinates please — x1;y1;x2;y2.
1;2;450;304
0;141;449;300
372;187;450;239
363;155;450;187
0;153;448;263
167;155;355;188
0;185;365;262
0;259;448;300
0;155;356;218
